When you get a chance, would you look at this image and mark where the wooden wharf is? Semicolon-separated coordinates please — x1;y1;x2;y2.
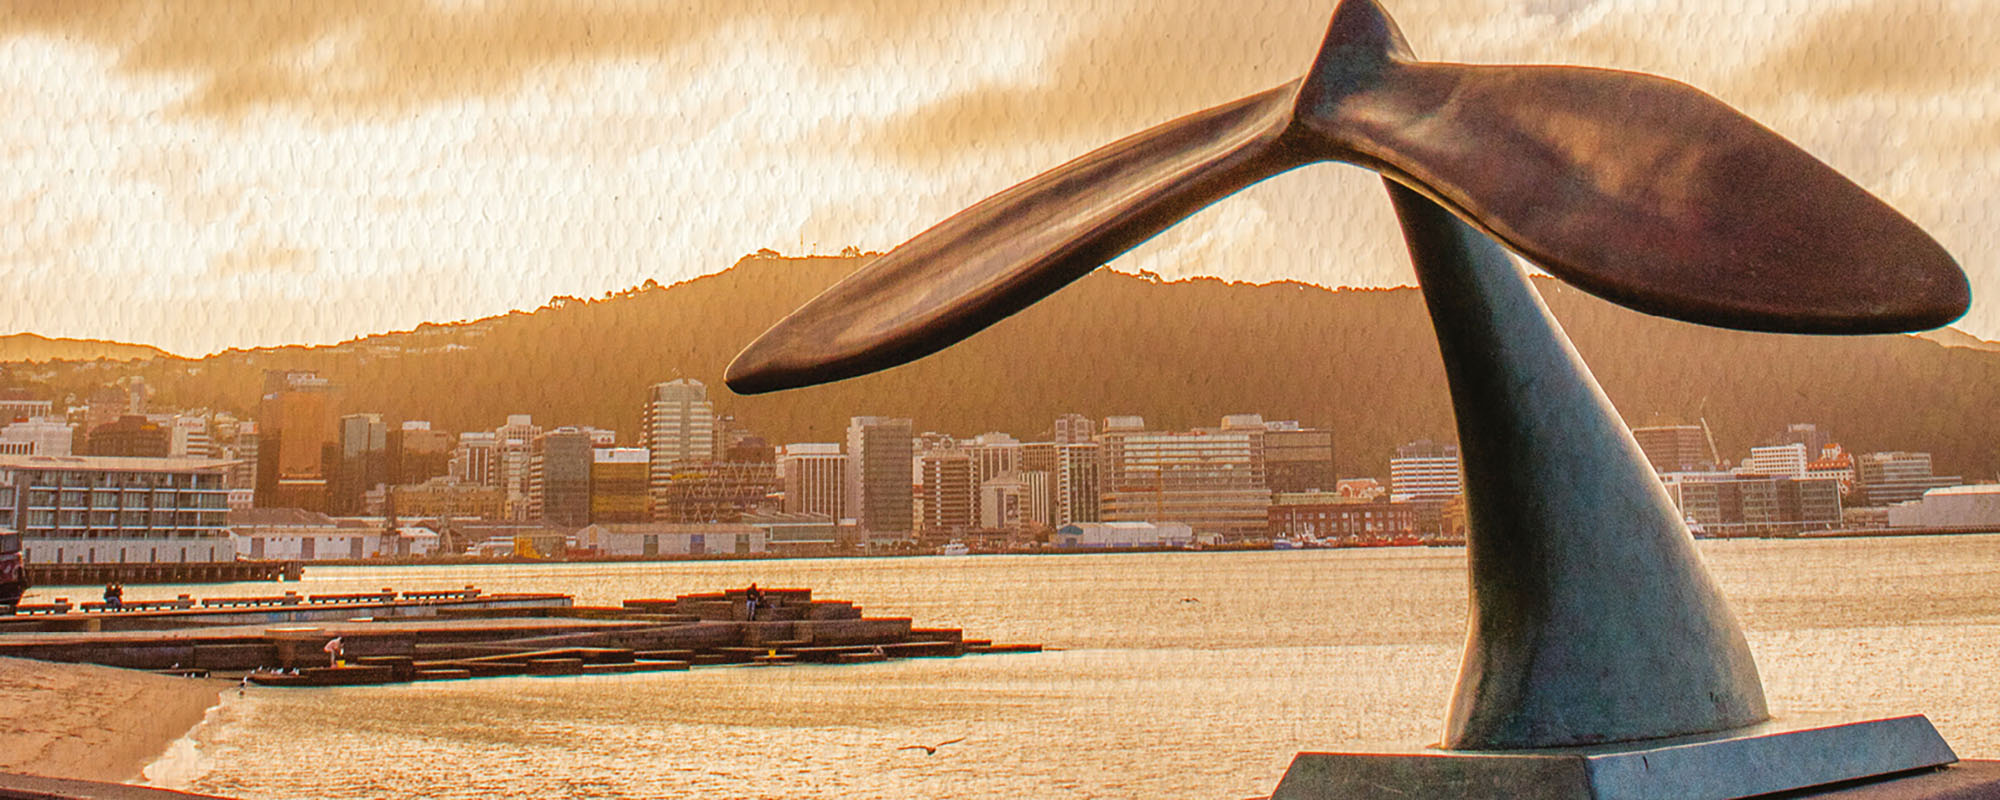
0;586;1039;687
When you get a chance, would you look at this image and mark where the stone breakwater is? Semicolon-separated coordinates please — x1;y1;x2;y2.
0;586;1038;688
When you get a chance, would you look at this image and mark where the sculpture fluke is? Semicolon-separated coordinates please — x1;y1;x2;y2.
727;0;1969;394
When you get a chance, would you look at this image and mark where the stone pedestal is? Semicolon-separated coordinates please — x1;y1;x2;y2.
1272;715;1957;800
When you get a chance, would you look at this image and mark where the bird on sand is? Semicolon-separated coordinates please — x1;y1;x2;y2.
898;736;967;755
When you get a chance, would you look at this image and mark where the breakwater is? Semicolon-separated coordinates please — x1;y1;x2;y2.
0;586;1036;687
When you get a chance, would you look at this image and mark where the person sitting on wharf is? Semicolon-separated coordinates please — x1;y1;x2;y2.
745;583;764;620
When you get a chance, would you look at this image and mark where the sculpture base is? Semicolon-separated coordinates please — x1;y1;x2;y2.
1270;715;1956;800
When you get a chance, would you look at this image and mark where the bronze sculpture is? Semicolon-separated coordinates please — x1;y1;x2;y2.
729;0;1971;795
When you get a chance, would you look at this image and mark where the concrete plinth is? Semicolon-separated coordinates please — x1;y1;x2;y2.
1271;715;1956;800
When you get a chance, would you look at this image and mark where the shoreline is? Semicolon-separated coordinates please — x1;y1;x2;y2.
0;656;225;785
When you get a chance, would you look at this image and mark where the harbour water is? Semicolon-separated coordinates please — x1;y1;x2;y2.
77;535;2000;798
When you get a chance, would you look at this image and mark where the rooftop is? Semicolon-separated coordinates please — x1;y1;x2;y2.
0;454;237;473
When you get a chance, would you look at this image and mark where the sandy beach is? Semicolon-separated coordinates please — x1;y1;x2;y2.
0;656;224;784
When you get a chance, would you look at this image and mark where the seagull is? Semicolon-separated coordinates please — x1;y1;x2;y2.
897;736;967;755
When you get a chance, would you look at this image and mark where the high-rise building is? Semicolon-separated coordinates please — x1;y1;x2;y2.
223;420;258;490
495;415;541;521
644;379;716;512
1773;423;1831;458
1263;422;1336;493
333;413;389;515
846;416;914;542
255;370;338;511
0;391;53;423
777;443;845;518
1631;424;1713;475
589;447;651;524
1854;452;1960;506
917;448;977;539
1099;417;1270;541
1054;413;1097;445
529;427;596;527
656;456;777;523
388;421;454;485
0;454;235;564
1389;439;1462;502
450;431;500;486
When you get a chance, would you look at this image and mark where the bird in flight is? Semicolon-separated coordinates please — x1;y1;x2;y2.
898;736;967;755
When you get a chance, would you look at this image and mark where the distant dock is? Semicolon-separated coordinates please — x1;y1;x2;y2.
25;560;303;587
0;586;1037;686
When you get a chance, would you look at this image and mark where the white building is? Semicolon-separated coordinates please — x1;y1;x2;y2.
1;418;76;457
644;379;716;512
1389;440;1463;502
230;508;440;560
170;414;215;459
1887;485;2000;529
1743;443;1809;478
575;522;767;557
777;443;845;518
1055;521;1193;549
0;455;235;564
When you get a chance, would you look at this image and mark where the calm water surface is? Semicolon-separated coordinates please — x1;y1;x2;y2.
89;535;2000;798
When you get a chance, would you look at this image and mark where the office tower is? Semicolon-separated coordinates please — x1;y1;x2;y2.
168;414;215;459
1743;443;1809;478
778;443;846;518
846;416;914;541
451;431;500;486
495;415;541;520
1099;417;1270;541
85;415;170;457
388;421;454;485
333;413;389;515
1263;421;1336;493
644;379;716;512
1854;451;1960;506
530;427;596;527
1054;413;1097;445
1;417;75;456
1631;424;1713;475
917;447;977;538
1389;439;1462;502
255;370;338;511
589;447;652;523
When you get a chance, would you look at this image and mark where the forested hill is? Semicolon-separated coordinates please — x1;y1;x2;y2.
4;254;1996;481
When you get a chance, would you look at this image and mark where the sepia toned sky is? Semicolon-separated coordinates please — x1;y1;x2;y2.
1;0;1994;356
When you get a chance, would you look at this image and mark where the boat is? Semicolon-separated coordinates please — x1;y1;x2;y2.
939;542;970;556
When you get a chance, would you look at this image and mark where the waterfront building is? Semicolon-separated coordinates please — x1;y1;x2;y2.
1663;473;1843;536
1055;521;1193;549
1631;424;1713;475
777;443;845;518
917;447;977;540
386;476;507;520
1263;422;1336;494
1743;443;1809;478
1854;451;1960;506
845;416;914;543
0;455;234;564
333;413;389;516
740;511;840;555
1389;439;1462;502
589;447;651;524
228;508;440;560
255;370;338;512
574;522;768;557
1098;417;1270;542
1268;492;1419;543
85;415;170;458
1886;484;2000;529
0;417;75;457
643;379;716;511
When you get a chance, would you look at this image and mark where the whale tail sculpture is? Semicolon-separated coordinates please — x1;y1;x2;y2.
727;0;1971;786
726;0;1966;395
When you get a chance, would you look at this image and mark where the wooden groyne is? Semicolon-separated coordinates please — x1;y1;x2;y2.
0;586;1037;686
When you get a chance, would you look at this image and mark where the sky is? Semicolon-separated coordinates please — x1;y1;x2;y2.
1;0;1994;356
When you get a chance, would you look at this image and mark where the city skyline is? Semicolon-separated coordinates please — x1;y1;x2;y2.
0;0;1994;356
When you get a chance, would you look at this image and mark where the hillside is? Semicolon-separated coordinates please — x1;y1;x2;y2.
2;254;1995;481
0;333;173;364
